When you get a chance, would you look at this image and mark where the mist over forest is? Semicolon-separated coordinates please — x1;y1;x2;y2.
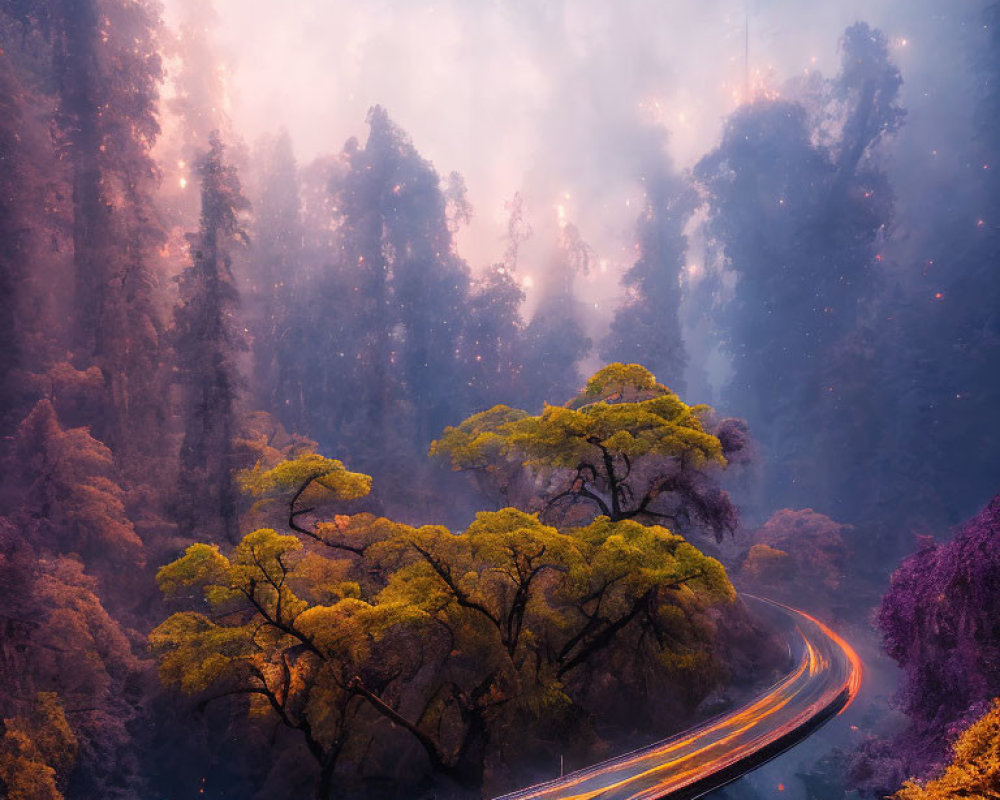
0;1;998;799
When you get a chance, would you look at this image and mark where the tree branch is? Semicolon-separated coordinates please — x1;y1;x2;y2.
349;675;452;776
410;542;501;630
287;473;366;555
557;589;655;678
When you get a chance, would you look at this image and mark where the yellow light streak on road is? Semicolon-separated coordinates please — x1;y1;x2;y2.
494;597;862;800
520;655;811;799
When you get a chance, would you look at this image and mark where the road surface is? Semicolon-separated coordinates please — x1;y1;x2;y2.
493;597;862;800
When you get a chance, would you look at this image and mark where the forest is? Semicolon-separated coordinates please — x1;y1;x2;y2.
0;1;998;799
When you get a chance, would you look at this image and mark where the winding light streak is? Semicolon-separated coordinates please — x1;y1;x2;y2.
773;600;863;714
494;597;862;800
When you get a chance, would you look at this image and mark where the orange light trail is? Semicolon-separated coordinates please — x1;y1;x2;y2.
494;598;862;800
537;657;812;799
782;603;863;714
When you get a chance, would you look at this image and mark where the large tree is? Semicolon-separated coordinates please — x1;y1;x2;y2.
518;223;593;412
245;130;305;417
41;0;167;458
875;495;1000;780
460;263;525;412
152;448;740;798
695;23;902;518
0;45;65;430
602;172;695;393
173;133;249;542
432;363;746;542
0;500;142;798
333;106;472;453
850;493;1000;798
13;400;144;573
459;194;530;412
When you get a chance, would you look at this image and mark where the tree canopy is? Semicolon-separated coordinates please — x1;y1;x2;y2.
151;447;738;797
692;22;906;529
432;363;744;541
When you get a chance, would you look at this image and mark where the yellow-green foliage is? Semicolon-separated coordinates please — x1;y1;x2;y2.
431;363;725;474
238;454;374;535
291;551;360;604
313;512;416;556
892;698;1000;799
429;405;528;471
149;523;382;757
572;517;735;606
152;505;736;720
376;510;735;690
149;612;256;693
155;542;231;601
573;363;662;405
507;396;723;469
151;449;741;786
295;600;373;662
378;509;580;628
0;693;77;800
239;453;372;502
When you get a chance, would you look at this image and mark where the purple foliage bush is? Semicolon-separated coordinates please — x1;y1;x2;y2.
880;495;1000;732
854;495;1000;793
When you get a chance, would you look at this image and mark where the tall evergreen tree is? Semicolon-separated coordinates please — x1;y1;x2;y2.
519;223;592;410
460;263;525;411
0;45;66;428
459;192;530;412
273;153;361;451
335;120;395;451
371;107;471;443
173;133;248;542
695;23;901;517
246;130;303;416
333;106;471;452
46;0;167;458
602;172;694;393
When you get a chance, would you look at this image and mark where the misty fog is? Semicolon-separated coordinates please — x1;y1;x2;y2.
1;1;998;799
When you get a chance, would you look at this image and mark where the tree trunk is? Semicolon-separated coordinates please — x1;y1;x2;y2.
451;708;489;792
315;758;337;800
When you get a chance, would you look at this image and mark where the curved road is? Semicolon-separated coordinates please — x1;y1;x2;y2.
493;597;862;800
